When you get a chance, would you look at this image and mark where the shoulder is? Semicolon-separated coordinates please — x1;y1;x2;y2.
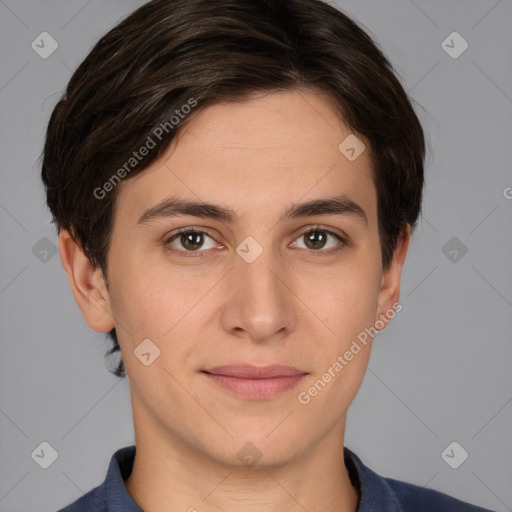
344;447;496;512
384;476;496;512
55;445;138;511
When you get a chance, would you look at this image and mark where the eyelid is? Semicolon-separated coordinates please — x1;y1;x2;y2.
295;224;347;242
164;226;218;242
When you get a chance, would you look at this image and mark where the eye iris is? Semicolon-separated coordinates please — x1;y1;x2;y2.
305;230;327;250
181;232;203;251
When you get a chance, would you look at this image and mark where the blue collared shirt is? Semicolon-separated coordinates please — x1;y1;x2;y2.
57;445;496;511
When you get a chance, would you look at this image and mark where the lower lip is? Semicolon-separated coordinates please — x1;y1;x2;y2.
203;373;306;399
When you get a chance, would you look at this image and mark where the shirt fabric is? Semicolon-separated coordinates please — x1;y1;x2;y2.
57;445;496;511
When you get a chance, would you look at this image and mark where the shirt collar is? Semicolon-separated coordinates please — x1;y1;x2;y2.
103;445;141;511
344;447;403;512
101;445;403;511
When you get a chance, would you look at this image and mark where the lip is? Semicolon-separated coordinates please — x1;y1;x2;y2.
202;364;308;399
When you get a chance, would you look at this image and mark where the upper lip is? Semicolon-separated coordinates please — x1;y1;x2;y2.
203;364;307;379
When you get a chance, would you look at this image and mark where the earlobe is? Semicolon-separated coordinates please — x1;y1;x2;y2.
58;230;115;333
375;224;411;329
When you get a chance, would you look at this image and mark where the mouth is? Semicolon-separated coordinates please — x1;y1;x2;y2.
201;364;308;400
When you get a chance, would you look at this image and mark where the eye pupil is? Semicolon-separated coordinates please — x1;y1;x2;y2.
305;231;327;250
182;232;203;251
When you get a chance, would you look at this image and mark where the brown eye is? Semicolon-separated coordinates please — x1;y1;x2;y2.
165;230;217;254
303;230;328;250
179;231;204;251
293;227;345;253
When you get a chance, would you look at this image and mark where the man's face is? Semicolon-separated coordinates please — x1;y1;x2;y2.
102;89;403;465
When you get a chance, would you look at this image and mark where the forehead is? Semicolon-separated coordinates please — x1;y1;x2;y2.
115;89;377;227
175;89;360;159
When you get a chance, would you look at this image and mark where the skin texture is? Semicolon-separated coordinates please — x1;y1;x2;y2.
59;89;410;512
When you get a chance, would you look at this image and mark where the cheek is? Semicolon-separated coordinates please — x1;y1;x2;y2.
298;265;380;402
296;281;375;416
107;256;177;343
309;268;380;337
107;258;221;380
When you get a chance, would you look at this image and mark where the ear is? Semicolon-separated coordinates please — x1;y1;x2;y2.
375;224;411;329
58;230;115;333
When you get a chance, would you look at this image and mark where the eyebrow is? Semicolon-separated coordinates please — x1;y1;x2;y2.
136;194;368;226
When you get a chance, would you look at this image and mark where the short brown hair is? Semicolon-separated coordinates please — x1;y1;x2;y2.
41;0;426;378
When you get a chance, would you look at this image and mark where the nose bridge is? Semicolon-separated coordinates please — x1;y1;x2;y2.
225;237;293;339
241;251;280;300
237;238;284;305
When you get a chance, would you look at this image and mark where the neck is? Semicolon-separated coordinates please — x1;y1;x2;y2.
125;404;360;512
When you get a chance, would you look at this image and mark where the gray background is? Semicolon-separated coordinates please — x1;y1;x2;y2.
0;0;511;510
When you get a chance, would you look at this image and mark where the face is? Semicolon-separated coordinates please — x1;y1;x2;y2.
74;89;408;467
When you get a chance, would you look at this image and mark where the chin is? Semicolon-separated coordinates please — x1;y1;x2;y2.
204;429;304;469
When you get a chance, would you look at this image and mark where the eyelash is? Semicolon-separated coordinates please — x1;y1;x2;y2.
163;225;347;258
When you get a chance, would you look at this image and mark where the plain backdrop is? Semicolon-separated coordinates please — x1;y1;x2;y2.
0;1;511;510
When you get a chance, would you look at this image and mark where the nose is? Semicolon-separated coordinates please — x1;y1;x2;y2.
221;244;296;343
